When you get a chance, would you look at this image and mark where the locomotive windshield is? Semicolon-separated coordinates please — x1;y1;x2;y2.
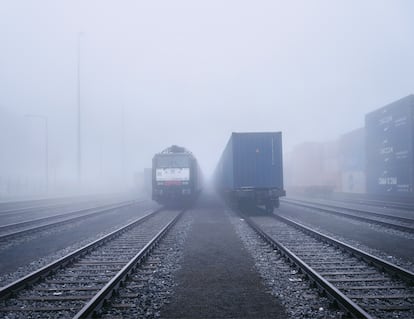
156;155;190;168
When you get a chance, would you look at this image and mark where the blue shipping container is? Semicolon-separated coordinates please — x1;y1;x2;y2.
339;127;365;171
215;132;285;212
365;95;414;197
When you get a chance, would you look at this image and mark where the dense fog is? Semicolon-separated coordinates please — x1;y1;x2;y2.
1;1;413;197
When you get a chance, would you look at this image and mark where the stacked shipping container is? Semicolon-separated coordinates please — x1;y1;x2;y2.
284;141;341;195
338;128;366;194
284;142;324;188
365;95;414;197
285;94;413;199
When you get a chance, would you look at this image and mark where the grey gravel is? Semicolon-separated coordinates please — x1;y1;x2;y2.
101;211;193;319
243;213;414;319
283;204;414;240
279;210;414;273
227;210;345;319
0;196;136;226
0;203;159;287
0;209;177;318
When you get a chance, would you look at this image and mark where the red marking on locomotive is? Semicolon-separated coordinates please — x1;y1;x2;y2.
164;181;182;186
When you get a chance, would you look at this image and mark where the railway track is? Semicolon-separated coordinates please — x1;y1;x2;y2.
0;200;140;242
333;197;414;212
0;201;137;228
0;195;111;215
283;198;414;233
243;212;414;319
0;208;183;318
286;197;414;219
0;202;75;217
0;197;74;213
0;195;133;218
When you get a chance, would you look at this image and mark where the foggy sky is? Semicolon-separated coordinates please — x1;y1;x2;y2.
1;1;413;186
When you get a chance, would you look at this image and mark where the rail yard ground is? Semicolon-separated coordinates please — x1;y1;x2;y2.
278;201;414;266
1;192;413;318
160;196;288;319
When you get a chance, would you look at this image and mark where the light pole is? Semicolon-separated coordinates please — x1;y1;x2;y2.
77;32;84;186
25;114;49;194
99;138;103;180
121;104;126;187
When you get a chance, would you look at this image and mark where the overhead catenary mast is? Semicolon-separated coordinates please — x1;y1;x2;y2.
77;32;83;187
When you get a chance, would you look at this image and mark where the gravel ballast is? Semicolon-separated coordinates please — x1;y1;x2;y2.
0;202;159;286
278;203;414;272
228;210;344;319
160;197;288;319
101;210;193;319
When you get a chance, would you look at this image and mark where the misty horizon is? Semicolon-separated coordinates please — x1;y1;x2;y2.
1;1;413;196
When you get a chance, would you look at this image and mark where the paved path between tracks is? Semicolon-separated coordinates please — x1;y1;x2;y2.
160;195;287;319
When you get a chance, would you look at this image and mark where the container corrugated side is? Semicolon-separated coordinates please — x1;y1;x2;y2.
215;136;234;190
231;132;284;189
365;95;414;196
339;127;365;171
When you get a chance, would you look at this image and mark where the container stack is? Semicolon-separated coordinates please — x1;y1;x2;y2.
339;128;366;194
365;95;414;197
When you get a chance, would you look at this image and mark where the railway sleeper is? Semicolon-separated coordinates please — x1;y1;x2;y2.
34;287;100;292
328;277;388;283
349;294;414;299
364;305;414;311
0;306;75;312
319;271;379;276
341;285;408;290
45;279;109;284
18;295;94;301
313;266;368;271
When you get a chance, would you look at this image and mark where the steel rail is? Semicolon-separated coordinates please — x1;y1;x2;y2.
242;212;414;318
0;201;139;242
73;209;184;319
0;196;100;215
274;214;414;284
0;200;137;230
283;199;414;233
330;197;414;211
0;198;74;213
0;208;159;299
0;202;76;216
0;195;135;215
243;215;374;319
284;198;414;223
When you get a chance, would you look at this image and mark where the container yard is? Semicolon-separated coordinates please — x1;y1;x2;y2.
365;95;414;197
285;95;414;201
1;2;414;319
338;128;366;193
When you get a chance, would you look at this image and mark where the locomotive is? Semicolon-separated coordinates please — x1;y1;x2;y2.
152;145;202;206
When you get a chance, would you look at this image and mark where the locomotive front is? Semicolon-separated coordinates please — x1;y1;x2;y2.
152;145;198;206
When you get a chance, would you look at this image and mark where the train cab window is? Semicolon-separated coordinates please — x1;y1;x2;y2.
156;155;190;168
